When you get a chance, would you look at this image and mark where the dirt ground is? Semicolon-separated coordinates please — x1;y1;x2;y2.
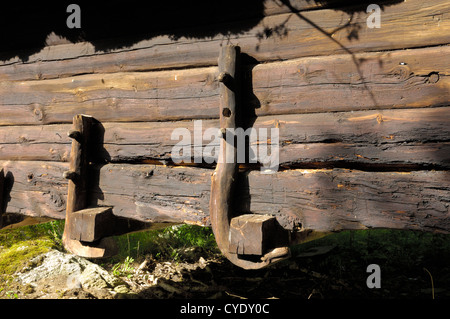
4;242;449;300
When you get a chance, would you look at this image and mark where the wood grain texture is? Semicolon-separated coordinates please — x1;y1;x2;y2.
0;45;448;126
1;107;449;168
0;0;448;81
1;161;449;233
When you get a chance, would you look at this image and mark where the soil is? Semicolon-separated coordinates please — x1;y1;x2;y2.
4;243;450;300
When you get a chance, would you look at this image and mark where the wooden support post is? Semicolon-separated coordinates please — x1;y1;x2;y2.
210;45;290;269
62;114;117;258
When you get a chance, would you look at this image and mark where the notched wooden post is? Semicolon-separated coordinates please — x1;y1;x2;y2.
210;45;290;269
62;114;117;258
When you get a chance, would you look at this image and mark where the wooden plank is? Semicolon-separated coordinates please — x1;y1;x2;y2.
0;45;448;126
0;0;447;81
1;107;449;168
1;161;449;233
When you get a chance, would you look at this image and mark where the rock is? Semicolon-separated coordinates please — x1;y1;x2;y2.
198;257;207;269
80;263;121;289
114;285;130;294
67;274;82;289
16;249;123;291
17;250;84;285
176;247;205;263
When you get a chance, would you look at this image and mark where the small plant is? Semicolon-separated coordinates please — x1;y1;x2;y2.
46;220;64;249
112;256;135;278
5;290;19;299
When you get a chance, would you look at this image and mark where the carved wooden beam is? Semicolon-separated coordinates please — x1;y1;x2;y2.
62;114;117;258
210;45;290;269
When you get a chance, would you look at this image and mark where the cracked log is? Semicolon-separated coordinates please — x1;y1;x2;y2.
0;0;447;81
0;45;448;125
1;161;449;234
1;107;449;169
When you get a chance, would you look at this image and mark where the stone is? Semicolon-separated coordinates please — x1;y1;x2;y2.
16;249;122;290
114;285;130;294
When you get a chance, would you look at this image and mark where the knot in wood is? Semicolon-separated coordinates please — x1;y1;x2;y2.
428;72;439;84
392;65;411;81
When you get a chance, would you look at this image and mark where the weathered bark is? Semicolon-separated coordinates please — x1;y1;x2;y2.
1;161;449;234
0;45;448;125
0;0;447;81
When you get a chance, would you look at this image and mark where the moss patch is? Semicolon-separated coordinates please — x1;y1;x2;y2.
0;239;54;275
0;222;61;297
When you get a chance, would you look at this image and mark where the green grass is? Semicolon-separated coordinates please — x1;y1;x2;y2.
0;221;64;276
1;220;449;298
293;228;450;269
111;224;218;263
290;229;450;298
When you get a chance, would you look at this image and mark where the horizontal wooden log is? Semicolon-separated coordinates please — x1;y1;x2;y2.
0;161;68;220
0;45;448;126
0;0;448;81
1;161;449;234
1;107;449;168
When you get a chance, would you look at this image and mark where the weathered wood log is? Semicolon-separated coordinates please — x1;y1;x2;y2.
1;161;449;234
0;0;447;81
0;45;448;126
1;107;449;169
0;162;67;220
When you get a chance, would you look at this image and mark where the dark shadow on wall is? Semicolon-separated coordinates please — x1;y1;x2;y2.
0;0;404;62
0;0;266;61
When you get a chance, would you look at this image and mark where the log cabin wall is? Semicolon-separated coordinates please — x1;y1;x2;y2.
0;0;449;234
